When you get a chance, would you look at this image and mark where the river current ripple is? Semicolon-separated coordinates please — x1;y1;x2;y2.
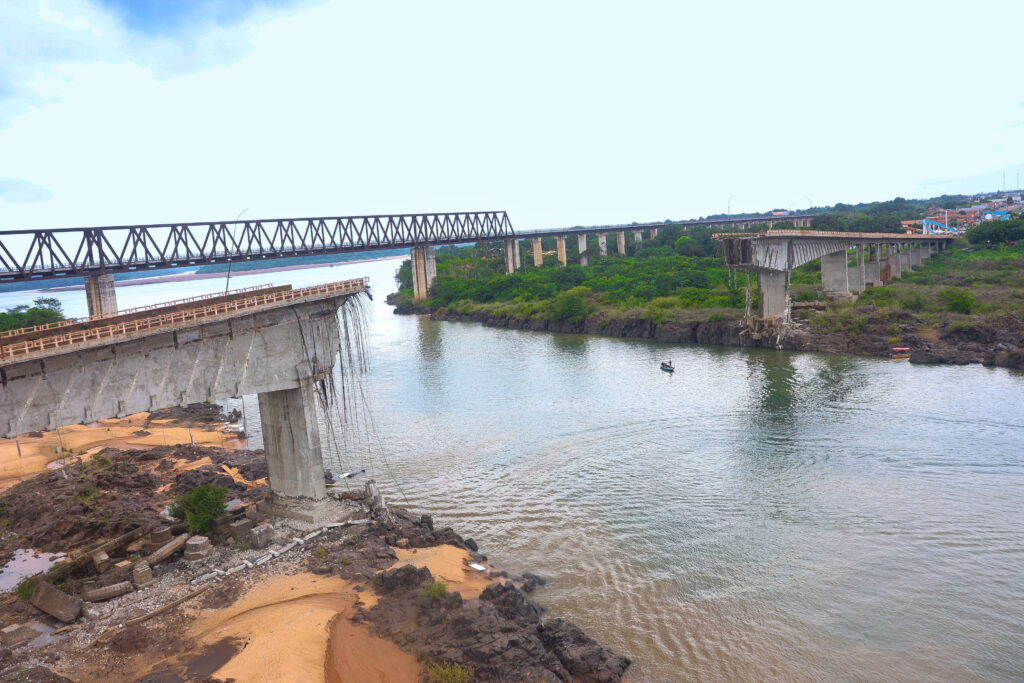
20;259;1023;681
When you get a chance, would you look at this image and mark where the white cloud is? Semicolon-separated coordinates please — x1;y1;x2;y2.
0;177;54;203
1;0;1023;233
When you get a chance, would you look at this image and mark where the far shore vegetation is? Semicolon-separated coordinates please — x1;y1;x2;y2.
393;204;1024;346
0;297;66;333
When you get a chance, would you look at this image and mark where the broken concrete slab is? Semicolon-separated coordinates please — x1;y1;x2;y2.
249;523;274;549
228;519;254;541
183;535;212;561
132;561;154;587
30;582;82;623
91;550;111;573
0;623;40;648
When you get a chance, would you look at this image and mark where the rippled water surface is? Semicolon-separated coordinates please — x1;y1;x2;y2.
14;259;1024;681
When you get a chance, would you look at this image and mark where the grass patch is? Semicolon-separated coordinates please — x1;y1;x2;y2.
427;661;473;683
418;580;448;601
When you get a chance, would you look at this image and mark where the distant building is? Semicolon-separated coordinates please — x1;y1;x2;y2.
770;210;790;216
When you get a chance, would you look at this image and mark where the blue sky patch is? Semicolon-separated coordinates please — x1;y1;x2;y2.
94;0;301;34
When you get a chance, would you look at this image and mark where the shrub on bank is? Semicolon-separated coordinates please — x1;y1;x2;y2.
169;484;228;534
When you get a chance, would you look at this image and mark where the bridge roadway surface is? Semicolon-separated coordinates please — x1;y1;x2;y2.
0;210;818;282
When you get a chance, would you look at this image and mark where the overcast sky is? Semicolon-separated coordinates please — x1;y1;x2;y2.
1;0;1022;232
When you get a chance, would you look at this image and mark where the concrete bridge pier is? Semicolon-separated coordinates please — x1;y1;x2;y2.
503;239;518;274
597;233;608;256
84;273;117;317
910;244;923;268
822;250;852;299
848;244;866;293
556;236;567;266
257;382;327;501
411;246;437;300
577;234;589;266
633;230;643;246
616;231;626;255
864;244;882;286
650;228;658;239
532;237;543;267
900;244;913;272
758;270;790;319
889;243;902;279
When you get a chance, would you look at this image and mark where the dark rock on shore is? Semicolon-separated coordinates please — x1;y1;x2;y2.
909;351;943;364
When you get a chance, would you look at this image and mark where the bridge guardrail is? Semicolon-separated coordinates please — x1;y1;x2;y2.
0;284;275;339
0;278;369;361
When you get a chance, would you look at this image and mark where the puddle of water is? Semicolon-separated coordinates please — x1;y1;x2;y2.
0;549;67;592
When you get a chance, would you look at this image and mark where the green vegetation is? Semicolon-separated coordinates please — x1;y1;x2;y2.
426;661;473;683
16;578;38;601
0;297;65;333
168;483;228;534
418;580;448;601
966;216;1024;245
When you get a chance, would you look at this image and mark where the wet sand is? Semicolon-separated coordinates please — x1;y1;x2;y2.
0;414;243;491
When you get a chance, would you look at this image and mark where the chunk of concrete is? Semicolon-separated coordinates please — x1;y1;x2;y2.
132;561;154;587
146;533;189;566
91;550;111;573
83;581;132;603
183;535;212;561
249;523;274;549
228;519;254;541
30;582;82;623
0;623;39;648
150;527;172;545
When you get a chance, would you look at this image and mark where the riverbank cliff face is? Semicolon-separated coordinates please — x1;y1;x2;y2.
388;293;1024;369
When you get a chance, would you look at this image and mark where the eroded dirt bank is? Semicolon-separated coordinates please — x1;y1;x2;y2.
0;434;631;681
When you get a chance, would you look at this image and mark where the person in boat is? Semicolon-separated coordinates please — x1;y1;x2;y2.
664;360;673;368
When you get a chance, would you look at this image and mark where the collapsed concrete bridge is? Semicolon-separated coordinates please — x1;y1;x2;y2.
713;230;957;321
0;279;368;518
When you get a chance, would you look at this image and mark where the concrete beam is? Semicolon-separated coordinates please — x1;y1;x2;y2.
84;274;117;317
0;298;349;437
556;236;567;266
258;382;327;500
532;237;543;267
577;234;588;267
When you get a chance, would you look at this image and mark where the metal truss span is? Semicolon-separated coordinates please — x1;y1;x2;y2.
0;211;515;281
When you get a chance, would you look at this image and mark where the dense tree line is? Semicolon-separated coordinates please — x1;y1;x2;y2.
966;217;1024;244
0;298;65;332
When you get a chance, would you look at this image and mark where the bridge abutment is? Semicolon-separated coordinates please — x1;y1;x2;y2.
84;273;117;317
757;271;790;319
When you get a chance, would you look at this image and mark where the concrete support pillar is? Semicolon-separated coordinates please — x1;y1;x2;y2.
257;382;326;500
597;233;608;256
503;239;517;274
633;230;643;245
556;236;567;266
757;270;790;319
848;244;866;293
577;234;588;267
821;250;851;296
900;244;913;272
410;247;437;300
84;273;117;317
514;240;521;270
889;244;902;279
910;244;922;267
864;243;882;286
616;231;626;255
650;228;658;239
532;237;543;267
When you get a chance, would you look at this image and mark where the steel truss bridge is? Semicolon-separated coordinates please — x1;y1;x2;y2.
0;211;514;282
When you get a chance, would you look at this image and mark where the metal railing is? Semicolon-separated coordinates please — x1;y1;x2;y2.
0;278;368;360
0;284;275;339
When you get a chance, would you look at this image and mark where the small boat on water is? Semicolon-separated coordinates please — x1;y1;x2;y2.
660;362;675;373
890;347;911;360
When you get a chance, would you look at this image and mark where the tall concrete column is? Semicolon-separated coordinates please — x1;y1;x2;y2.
84;273;117;317
532;237;543;267
597;233;608;256
633;230;643;245
577;234;588;267
650;228;658;239
410;247;437;300
848;244;866;293
910;244;922;267
821;250;851;297
503;239;517;274
616;231;626;255
864;243;881;286
556;236;567;266
900;244;913;272
257;382;327;500
889;244;902;278
758;270;790;319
